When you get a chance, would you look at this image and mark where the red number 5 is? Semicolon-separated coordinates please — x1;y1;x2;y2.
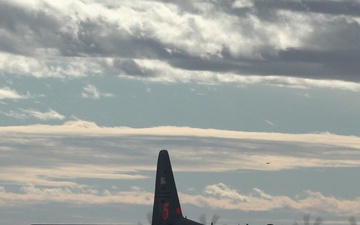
162;203;169;220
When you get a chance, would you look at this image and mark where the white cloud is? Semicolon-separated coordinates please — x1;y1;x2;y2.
22;108;65;121
0;166;148;187
0;182;359;216
0;184;153;206
232;0;253;9
182;183;360;215
0;53;103;78
265;120;275;126
0;87;28;99
204;183;247;202
2;108;65;121
2;51;360;91
81;84;114;99
119;59;360;92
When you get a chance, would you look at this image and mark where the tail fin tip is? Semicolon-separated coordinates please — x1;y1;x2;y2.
152;149;183;225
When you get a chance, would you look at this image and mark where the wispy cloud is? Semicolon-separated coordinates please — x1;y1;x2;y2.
1;120;360;173
182;183;360;216
81;84;114;99
2;108;65;121
0;184;153;206
117;59;360;92
0;166;148;187
1;182;360;217
0;87;28;99
22;108;65;121
0;53;103;78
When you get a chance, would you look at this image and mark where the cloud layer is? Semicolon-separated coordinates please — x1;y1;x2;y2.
1;121;360;220
1;0;360;90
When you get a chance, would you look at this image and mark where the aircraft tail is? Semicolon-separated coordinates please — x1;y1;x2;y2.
151;150;183;225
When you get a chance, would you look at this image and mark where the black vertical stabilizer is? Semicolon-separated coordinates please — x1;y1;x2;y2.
152;150;183;225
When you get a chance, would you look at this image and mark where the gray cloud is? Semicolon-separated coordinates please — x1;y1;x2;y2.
253;0;360;17
0;0;360;87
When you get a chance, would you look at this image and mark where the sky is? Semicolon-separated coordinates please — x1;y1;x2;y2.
1;0;360;225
